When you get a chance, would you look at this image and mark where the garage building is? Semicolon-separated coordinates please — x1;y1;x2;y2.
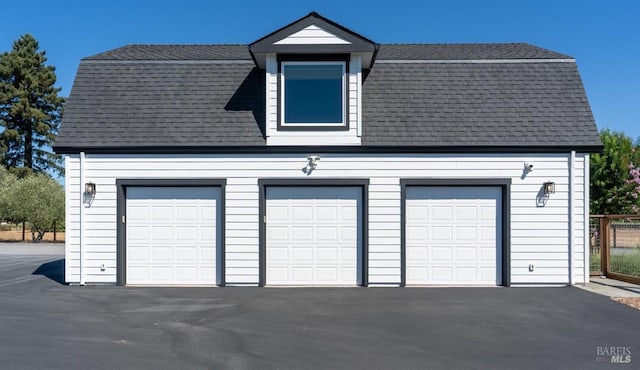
54;12;601;287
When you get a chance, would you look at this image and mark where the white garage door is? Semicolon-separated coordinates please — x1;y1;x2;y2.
266;187;361;286
405;186;501;285
126;187;220;285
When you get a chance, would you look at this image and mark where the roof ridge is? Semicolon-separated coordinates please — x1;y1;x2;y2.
122;43;248;46
381;42;529;46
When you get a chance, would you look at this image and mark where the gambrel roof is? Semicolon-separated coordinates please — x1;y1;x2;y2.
55;17;600;153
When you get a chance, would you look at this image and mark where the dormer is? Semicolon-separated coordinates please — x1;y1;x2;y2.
249;12;378;146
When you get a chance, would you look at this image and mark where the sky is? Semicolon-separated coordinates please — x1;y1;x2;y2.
1;0;639;140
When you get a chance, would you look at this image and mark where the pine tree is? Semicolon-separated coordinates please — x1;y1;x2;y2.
0;34;64;175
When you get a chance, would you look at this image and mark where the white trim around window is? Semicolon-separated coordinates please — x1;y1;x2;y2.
279;61;348;130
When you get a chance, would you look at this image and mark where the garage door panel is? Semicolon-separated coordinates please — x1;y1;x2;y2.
151;267;172;281
268;247;288;261
316;206;338;221
407;205;427;221
269;267;288;282
480;206;496;220
151;246;172;261
407;246;427;261
432;206;453;220
152;206;172;221
200;227;215;242
127;246;148;261
431;247;452;261
268;206;288;221
176;267;197;281
341;248;356;261
176;206;197;221
408;266;427;281
406;186;501;285
176;246;197;261
126;187;220;286
456;207;477;220
341;206;357;221
341;226;357;241
407;226;427;241
317;267;338;282
127;206;149;221
151;226;172;241
292;267;313;282
480;267;496;281
176;226;197;240
292;206;312;221
432;267;452;282
316;247;337;262
292;226;313;240
456;268;477;281
432;226;453;240
267;226;288;241
127;226;147;240
480;227;496;241
128;266;149;281
266;187;361;286
317;226;337;241
292;247;313;261
456;247;477;261
201;246;216;261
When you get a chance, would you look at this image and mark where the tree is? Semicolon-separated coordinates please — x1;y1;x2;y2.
0;166;18;221
6;173;64;242
0;34;64;176
590;129;640;214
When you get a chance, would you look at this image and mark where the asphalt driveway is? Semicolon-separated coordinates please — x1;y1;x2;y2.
1;251;638;369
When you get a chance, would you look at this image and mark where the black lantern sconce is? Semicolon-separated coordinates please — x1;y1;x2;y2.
543;181;555;196
85;182;96;197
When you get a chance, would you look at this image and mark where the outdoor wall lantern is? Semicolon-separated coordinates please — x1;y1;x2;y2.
543;181;555;196
85;182;96;197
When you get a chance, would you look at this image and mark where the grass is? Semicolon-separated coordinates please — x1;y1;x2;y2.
610;249;640;277
0;224;65;242
591;248;640;277
590;251;602;274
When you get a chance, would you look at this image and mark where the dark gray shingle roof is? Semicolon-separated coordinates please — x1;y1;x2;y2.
377;43;572;60
362;62;598;146
84;43;570;61
85;44;251;60
56;44;600;151
58;61;265;147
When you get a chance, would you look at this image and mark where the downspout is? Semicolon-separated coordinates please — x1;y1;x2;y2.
79;152;86;286
583;154;590;284
568;151;575;285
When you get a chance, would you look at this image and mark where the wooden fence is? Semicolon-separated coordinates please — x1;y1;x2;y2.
590;214;640;285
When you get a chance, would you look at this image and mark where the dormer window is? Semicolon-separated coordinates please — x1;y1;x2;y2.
280;61;346;129
249;11;378;144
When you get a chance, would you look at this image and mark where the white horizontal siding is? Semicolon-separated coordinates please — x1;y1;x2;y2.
273;25;351;45
65;153;586;286
264;53;361;146
225;178;259;284
368;177;400;284
265;54;277;138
